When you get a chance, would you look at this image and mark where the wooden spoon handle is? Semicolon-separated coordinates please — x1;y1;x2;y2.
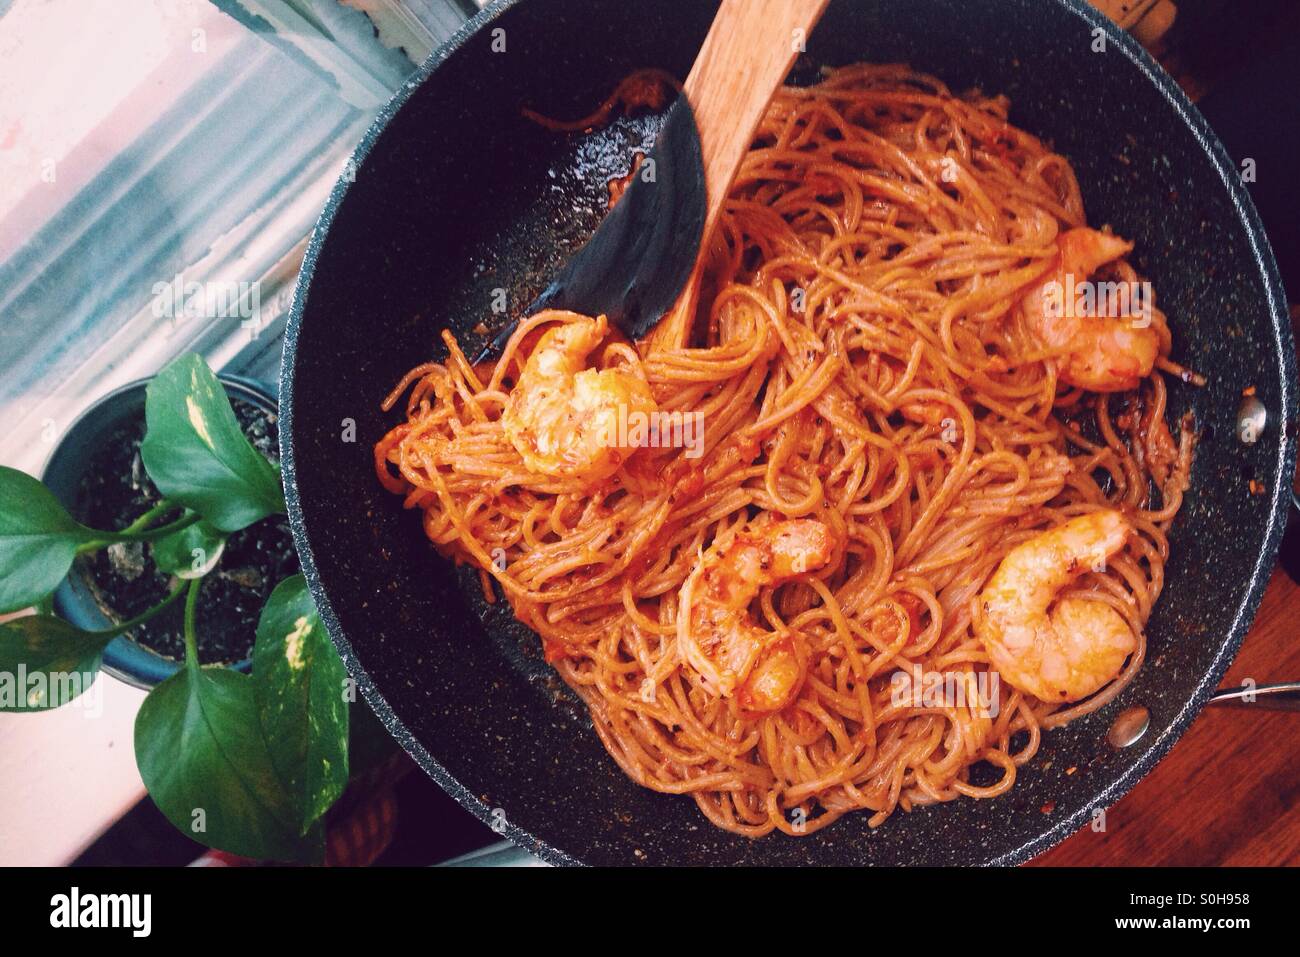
684;0;831;239
647;0;829;351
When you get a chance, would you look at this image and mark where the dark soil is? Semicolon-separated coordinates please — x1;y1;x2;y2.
73;395;297;664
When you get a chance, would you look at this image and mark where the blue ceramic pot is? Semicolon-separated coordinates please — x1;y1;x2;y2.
42;374;278;690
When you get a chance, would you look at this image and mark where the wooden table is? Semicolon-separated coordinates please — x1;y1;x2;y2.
1032;561;1300;866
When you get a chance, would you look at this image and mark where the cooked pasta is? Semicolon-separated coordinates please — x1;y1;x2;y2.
375;65;1197;836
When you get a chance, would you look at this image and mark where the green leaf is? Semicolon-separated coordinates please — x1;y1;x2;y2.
253;575;349;832
135;663;323;862
0;615;110;711
139;354;284;533
0;467;96;614
151;518;226;579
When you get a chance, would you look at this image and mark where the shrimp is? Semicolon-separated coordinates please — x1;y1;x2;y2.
501;311;656;482
1022;228;1159;392
975;510;1136;703
678;516;835;714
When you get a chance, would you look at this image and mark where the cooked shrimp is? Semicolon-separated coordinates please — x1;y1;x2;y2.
501;311;656;482
678;516;834;714
975;510;1136;703
1022;228;1159;392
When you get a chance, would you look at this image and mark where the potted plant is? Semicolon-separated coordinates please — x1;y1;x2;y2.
0;353;377;863
39;371;292;687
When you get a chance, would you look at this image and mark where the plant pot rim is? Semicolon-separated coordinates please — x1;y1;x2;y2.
42;371;279;691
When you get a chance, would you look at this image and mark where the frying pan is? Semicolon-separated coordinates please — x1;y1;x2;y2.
280;0;1296;865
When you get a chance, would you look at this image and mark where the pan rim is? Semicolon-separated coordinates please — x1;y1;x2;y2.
279;0;1297;867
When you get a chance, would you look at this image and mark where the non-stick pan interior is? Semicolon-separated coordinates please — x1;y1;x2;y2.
282;0;1295;865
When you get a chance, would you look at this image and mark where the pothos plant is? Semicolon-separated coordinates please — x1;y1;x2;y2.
0;354;350;863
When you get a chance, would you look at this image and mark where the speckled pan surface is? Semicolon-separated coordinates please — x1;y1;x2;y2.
280;0;1295;866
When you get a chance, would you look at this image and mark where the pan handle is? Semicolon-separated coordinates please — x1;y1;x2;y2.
439;841;543;867
1207;682;1300;712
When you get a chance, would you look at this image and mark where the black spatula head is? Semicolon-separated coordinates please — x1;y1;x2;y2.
471;95;705;363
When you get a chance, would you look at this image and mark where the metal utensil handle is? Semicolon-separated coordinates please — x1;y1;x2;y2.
1207;682;1300;711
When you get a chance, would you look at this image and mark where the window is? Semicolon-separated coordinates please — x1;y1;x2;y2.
0;0;471;474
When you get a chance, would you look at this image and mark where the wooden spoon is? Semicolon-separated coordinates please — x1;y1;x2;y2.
689;0;831;256
652;0;831;350
473;0;830;362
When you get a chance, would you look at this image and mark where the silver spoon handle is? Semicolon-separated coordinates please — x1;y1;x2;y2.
1207;682;1300;711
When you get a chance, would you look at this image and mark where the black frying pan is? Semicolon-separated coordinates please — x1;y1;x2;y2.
280;0;1296;865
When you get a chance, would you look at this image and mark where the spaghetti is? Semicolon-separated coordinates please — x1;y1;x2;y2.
375;65;1197;837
